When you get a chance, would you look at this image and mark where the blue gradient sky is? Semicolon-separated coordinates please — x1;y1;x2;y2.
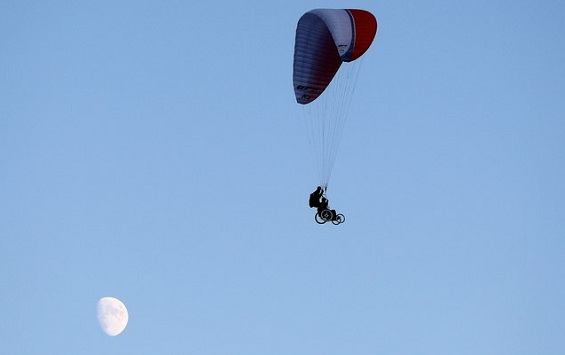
2;1;564;354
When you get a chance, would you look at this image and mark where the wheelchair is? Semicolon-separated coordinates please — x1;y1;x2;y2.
315;209;345;225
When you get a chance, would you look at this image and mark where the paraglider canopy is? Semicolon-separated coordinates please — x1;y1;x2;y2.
293;9;377;105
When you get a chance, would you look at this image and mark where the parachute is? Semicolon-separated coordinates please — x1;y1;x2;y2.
293;9;377;190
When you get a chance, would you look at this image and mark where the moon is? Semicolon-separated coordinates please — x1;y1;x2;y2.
97;297;129;336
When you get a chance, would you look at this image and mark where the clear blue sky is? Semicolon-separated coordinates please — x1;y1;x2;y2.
2;1;564;354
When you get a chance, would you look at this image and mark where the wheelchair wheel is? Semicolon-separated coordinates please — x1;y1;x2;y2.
315;213;326;224
332;214;345;225
320;209;332;221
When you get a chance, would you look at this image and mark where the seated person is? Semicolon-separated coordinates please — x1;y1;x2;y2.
309;186;324;208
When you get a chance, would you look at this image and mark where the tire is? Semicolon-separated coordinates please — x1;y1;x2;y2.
320;209;332;221
315;213;326;224
332;214;345;225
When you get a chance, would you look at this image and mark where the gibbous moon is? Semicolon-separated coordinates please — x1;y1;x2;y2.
97;297;129;336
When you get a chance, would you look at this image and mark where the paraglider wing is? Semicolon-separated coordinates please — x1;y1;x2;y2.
293;9;377;104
